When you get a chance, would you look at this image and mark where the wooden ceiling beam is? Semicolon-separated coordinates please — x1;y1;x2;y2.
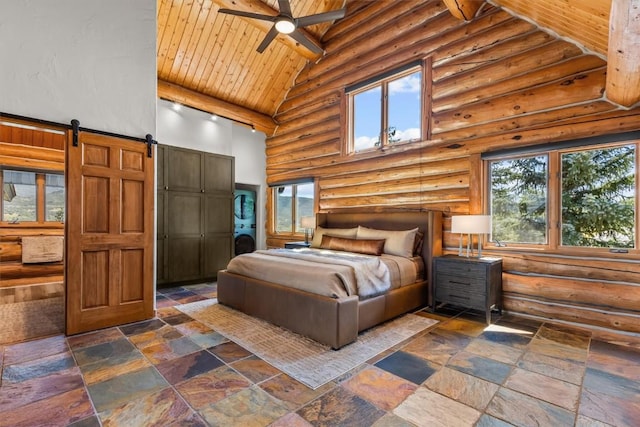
443;0;485;21
211;0;323;61
606;0;640;107
158;80;277;135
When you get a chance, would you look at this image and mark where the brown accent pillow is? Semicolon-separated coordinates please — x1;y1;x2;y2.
413;230;424;256
320;235;385;256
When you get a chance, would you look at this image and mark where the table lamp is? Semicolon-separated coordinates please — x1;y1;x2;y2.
300;216;316;244
451;215;492;257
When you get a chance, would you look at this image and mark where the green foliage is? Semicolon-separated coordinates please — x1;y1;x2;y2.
490;144;636;249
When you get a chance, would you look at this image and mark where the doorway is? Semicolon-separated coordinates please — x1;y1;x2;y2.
234;183;258;255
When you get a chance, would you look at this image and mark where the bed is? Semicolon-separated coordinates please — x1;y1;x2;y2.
217;211;443;349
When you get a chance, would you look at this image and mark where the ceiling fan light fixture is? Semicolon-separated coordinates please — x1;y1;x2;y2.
275;18;295;34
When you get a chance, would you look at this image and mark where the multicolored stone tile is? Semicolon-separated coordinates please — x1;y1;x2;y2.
537;323;591;348
447;351;513;384
0;367;85;412
259;373;335;411
371;412;417;427
162;312;196;326
587;339;640;381
155;349;224;385
297;386;385;426
199;386;289;427
438;316;487;337
464;337;523;364
527;335;589;363
3;335;68;365
504;367;580;411
67;328;124;351
156;295;179;308
79;349;150;385
175;366;251;410
139;336;202;364
394;386;481;426
208;341;253;363
174;320;214;336
486;387;575;426
190;331;229;349
2;351;76;383
575;414;616;426
579;367;640;426
479;324;534;349
72;337;137;367
155;306;183;318
67;415;102;427
475;414;517;427
127;324;184;349
270;412;313;427
86;366;169;413
0;386;93;427
342;365;418;411
119;318;167;336
424;366;499;411
517;350;585;385
98;386;205;426
374;350;440;385
231;355;281;384
402;329;472;365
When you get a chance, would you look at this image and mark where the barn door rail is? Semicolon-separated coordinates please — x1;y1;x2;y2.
70;118;157;158
0;112;158;158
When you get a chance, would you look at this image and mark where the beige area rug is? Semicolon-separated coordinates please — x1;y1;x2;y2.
177;299;438;389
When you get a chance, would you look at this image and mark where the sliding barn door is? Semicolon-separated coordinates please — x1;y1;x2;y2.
66;131;154;334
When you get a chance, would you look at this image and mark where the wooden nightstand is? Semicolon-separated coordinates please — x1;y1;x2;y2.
432;254;502;324
284;241;311;249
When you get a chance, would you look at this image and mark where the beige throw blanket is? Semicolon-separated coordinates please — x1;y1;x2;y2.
257;248;391;298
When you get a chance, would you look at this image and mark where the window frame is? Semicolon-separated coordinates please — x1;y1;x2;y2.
346;60;427;154
271;180;315;236
483;139;639;257
0;168;65;228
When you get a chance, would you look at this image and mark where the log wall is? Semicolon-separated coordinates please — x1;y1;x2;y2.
0;120;65;344
265;1;640;336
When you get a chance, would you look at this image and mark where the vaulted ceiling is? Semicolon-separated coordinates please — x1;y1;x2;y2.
157;0;639;134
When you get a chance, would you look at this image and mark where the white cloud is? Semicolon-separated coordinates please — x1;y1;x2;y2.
389;74;421;95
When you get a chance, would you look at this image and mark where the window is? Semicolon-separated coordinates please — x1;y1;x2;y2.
487;140;637;252
273;182;314;234
347;63;423;153
1;169;64;224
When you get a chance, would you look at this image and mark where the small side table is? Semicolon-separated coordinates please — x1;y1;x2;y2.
284;241;311;249
432;254;502;324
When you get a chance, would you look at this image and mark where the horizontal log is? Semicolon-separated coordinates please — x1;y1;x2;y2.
267;139;341;166
274;91;341;124
0;242;21;262
432;31;555;81
432;68;607;131
432;41;588;100
318;187;469;210
504;295;640;334
500;253;640;283
319;157;470;189
0;142;65;162
274;104;340;138
267;129;341;157
503;272;640;312
0;228;64;237
0;262;63;280
0;155;64;172
319;173;469;199
157;79;277;135
268;116;341;148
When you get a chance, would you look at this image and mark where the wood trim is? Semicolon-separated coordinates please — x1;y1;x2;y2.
606;0;640;107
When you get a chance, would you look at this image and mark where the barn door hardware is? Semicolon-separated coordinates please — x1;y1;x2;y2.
145;134;157;158
71;119;80;146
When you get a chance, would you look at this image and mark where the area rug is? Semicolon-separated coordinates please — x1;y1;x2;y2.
176;299;438;389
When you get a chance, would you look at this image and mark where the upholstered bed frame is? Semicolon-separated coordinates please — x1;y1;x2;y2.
217;211;443;349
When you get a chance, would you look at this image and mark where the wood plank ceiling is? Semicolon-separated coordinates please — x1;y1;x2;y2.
157;0;637;134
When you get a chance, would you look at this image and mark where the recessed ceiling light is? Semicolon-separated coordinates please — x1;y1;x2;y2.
172;102;181;111
275;18;295;34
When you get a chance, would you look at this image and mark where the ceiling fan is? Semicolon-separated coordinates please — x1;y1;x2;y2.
218;0;346;55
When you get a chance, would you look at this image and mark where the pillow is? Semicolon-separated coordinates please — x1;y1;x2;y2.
320;235;385;256
356;226;419;258
413;230;424;256
310;226;358;248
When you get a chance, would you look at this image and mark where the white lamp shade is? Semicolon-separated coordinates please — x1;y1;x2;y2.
451;215;491;234
300;216;316;229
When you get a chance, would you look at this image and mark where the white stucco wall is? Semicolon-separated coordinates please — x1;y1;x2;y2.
0;0;156;136
157;99;267;250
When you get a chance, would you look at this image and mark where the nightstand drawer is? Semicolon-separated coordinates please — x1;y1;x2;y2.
435;291;485;310
435;260;486;278
436;273;485;291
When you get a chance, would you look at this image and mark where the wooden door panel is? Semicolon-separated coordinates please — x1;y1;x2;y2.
204;236;232;277
168;193;202;235
168;148;201;192
204;154;233;192
122;180;144;232
66;131;154;335
205;195;233;233
168;237;202;281
83;176;110;233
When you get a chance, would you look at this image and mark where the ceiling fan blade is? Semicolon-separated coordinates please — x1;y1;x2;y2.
288;29;324;55
296;8;346;27
257;26;279;53
277;0;292;16
218;8;277;22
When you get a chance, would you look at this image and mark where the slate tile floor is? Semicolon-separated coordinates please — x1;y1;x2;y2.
1;283;639;426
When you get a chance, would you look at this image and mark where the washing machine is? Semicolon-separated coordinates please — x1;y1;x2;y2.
234;189;256;255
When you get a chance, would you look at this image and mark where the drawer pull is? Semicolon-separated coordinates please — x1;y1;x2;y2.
449;294;470;300
448;280;471;286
